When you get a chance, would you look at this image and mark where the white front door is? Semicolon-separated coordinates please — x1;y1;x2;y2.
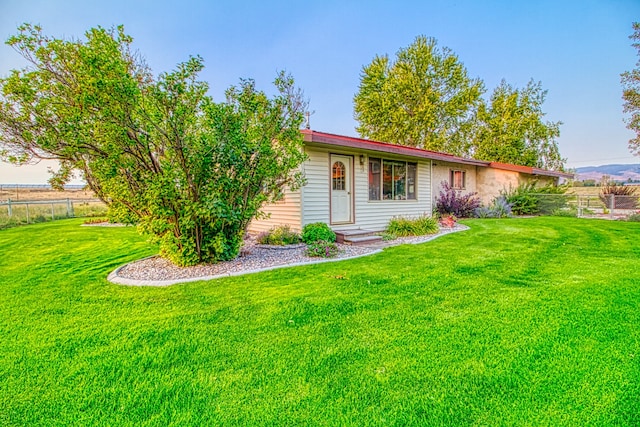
330;154;353;224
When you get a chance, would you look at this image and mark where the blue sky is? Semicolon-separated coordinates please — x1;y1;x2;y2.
0;0;639;183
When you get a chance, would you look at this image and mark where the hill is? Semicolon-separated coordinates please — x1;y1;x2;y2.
575;163;640;183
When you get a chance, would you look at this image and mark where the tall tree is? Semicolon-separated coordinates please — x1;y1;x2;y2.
0;24;307;266
353;36;484;155
472;80;564;170
621;22;640;156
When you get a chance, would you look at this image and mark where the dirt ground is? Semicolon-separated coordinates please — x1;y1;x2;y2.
0;186;97;202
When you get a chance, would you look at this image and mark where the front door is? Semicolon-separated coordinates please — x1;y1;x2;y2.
330;154;353;224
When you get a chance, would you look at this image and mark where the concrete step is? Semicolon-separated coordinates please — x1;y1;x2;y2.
344;235;384;246
334;229;382;246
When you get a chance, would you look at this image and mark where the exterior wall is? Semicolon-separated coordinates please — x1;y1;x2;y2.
431;162;478;200
247;187;302;233
302;146;432;231
476;168;556;204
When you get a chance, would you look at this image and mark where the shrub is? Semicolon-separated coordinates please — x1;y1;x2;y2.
628;211;640;222
475;196;513;218
599;184;638;209
501;182;539;215
302;222;336;243
439;214;457;228
551;207;578;217
435;181;481;218
305;240;339;258
256;225;300;246
387;215;438;237
502;181;568;215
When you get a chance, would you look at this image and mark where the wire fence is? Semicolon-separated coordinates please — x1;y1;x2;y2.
533;193;640;220
0;198;107;228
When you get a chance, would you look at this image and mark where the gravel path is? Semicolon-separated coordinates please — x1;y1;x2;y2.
108;224;468;286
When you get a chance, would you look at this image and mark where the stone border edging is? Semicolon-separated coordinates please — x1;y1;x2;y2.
107;224;469;287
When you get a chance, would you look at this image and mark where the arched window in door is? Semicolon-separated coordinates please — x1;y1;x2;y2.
332;161;346;191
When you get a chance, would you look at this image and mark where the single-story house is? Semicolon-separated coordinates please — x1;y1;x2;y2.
249;130;572;234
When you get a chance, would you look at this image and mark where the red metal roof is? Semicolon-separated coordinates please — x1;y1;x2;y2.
301;129;573;179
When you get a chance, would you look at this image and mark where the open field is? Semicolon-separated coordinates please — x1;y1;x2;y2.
1;217;639;426
0;185;96;202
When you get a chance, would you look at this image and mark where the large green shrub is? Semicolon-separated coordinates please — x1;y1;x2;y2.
502;182;568;215
0;25;307;266
386;215;438;237
301;222;336;244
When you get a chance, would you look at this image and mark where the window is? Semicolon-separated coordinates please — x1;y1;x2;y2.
450;170;466;189
369;157;417;200
332;161;346;191
369;158;381;200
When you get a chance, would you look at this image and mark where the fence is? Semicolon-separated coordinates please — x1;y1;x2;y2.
0;198;107;228
532;193;640;219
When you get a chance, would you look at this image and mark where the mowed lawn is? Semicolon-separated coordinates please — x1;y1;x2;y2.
1;218;639;426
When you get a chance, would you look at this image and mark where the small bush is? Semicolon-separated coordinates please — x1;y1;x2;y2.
435;181;481;218
380;232;397;241
256;225;301;246
551;207;578;217
599;184;638;209
628;212;640;222
305;240;340;258
387;215;438;237
475;196;512;218
302;222;336;243
439;214;457;228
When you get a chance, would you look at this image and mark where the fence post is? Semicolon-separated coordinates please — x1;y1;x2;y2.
66;198;73;217
7;198;11;218
26;203;30;224
51;202;55;220
610;194;615;219
577;195;582;217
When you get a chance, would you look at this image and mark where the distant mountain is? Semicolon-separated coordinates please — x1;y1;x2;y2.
575;163;640;182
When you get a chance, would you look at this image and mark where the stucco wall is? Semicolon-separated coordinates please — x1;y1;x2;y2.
431;162;478;200
476;168;555;205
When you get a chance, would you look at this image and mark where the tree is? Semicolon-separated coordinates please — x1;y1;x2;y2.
0;24;307;266
472;80;564;170
353;35;484;155
621;22;640;156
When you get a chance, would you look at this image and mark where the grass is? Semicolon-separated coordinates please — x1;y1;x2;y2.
0;199;107;229
1;217;639;426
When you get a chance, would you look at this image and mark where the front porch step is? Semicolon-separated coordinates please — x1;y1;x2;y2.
334;229;383;246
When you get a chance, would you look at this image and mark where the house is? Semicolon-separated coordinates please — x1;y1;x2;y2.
249;130;572;234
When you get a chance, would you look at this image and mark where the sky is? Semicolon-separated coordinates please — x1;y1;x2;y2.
0;0;639;184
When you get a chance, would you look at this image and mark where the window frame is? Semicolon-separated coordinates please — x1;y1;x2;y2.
450;169;466;190
368;157;417;201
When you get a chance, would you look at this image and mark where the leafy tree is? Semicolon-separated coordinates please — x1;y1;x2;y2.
0;24;307;266
622;22;640;156
353;36;484;155
472;80;564;170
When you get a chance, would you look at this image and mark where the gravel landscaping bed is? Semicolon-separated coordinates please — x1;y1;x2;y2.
110;224;468;286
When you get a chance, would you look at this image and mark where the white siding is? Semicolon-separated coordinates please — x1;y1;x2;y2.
302;147;432;231
300;148;331;225
248;188;302;233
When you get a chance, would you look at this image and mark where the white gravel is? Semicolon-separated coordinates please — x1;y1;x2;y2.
108;224;468;286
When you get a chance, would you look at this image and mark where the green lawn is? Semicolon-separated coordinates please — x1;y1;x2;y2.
1;218;639;426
